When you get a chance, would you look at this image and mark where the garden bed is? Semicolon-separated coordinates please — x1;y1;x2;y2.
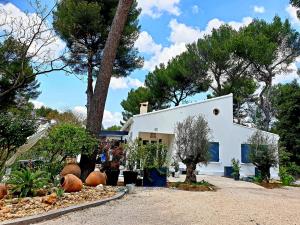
168;180;216;192
255;181;282;189
0;186;118;222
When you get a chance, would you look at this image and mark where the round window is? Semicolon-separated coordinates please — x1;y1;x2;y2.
213;108;220;116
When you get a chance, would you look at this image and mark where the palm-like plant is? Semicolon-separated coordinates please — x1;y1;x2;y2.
8;168;49;197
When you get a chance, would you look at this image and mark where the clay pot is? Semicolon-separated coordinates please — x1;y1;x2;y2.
60;163;81;178
61;174;83;192
85;171;107;187
0;183;7;199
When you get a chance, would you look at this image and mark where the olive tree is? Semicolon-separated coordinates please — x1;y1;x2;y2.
175;115;210;183
248;131;278;182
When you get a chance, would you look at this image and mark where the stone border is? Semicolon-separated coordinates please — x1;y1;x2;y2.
0;189;127;225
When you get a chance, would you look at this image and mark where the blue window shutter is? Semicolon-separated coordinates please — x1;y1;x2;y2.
209;142;219;162
241;144;250;163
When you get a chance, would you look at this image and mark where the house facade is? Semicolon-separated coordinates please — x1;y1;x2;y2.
121;94;279;178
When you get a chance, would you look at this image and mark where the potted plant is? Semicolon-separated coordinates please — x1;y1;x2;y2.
100;141;124;186
141;143;169;187
123;140;139;185
231;158;241;180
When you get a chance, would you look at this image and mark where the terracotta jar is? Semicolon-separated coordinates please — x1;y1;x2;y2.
61;174;83;192
85;171;107;186
60;163;81;178
0;183;7;199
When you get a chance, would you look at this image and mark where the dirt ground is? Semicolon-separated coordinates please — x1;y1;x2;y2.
37;175;300;225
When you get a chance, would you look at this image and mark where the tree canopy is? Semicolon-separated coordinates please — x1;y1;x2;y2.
0;38;40;110
145;53;210;106
272;80;300;165
121;86;168;123
53;0;142;78
237;16;300;130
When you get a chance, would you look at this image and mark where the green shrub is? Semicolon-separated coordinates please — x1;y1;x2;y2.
8;168;49;197
55;187;65;198
231;158;241;177
253;175;263;183
279;167;295;186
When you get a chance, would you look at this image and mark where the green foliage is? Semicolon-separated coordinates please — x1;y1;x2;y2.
291;0;300;19
143;143;169;169
131;142;169;170
121;86;168;123
0;38;40;109
55;187;65;198
238;16;300;130
34;123;98;163
279;167;295;186
124;139;140;170
0;112;36;173
248;131;278;182
145;53;210;106
8;168;49;197
272;81;300;166
53;0;142;78
186;25;255;123
252;174;263;183
231;158;241;177
105;125;122;131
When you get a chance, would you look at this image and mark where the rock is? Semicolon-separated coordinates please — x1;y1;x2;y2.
11;198;19;204
96;184;104;191
42;193;57;205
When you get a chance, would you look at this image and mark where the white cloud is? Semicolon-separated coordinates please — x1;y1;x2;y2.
30;100;45;109
72;106;122;128
134;31;162;55
169;19;202;44
103;111;122;128
110;77;144;90
286;4;300;25
253;6;265;13
0;3;65;61
137;0;181;18
192;5;199;14
140;17;252;71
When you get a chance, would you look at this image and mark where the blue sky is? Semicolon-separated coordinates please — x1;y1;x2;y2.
0;0;299;127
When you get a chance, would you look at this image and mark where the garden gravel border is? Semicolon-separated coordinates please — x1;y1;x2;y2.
0;189;127;225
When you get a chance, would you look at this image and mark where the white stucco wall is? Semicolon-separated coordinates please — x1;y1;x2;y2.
124;94;279;178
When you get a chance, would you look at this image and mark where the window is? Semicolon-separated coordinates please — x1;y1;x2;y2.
241;144;251;163
213;108;220;115
209;142;219;162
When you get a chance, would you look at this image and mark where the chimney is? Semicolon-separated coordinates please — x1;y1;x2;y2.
140;102;148;114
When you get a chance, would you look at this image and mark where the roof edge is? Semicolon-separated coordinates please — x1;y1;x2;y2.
133;93;233;118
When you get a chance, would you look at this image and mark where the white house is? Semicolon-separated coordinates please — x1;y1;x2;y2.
121;94;279;178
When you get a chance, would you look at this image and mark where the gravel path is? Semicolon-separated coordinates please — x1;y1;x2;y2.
37;176;300;225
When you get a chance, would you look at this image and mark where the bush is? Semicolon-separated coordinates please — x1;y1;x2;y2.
0;112;36;174
34;123;98;163
231;158;241;178
279;167;295;186
141;143;169;169
8;168;49;197
248;131;278;182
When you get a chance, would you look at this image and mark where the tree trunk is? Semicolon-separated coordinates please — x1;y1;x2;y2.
185;162;197;183
80;0;133;180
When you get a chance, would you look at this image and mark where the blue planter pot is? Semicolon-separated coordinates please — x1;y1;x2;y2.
143;168;167;187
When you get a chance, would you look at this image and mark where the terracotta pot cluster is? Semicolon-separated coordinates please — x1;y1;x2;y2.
0;183;7;199
60;163;81;178
85;171;107;187
61;174;83;192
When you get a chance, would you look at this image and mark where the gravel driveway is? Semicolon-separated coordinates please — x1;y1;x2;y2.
37;176;300;225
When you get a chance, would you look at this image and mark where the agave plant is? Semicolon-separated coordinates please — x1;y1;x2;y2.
8;168;49;197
